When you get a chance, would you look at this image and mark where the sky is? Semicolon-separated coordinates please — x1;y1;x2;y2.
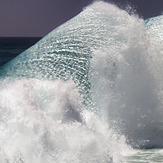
0;0;162;37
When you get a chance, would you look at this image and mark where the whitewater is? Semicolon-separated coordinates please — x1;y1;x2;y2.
0;1;163;162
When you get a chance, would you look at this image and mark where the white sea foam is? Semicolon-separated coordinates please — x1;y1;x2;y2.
0;78;130;163
89;2;163;148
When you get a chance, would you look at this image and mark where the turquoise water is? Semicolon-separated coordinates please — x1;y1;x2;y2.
0;1;163;162
125;149;163;162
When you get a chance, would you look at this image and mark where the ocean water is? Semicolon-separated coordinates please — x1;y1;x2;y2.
0;1;163;163
0;37;41;66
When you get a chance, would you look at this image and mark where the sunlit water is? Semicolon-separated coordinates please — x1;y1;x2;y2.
0;1;163;162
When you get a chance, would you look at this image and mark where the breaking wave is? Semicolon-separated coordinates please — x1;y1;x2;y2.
0;1;163;162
